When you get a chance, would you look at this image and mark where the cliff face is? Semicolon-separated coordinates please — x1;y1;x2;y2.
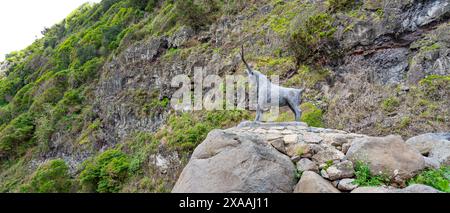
0;0;449;192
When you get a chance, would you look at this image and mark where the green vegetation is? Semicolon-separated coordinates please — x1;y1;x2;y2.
300;103;324;127
160;110;250;153
408;166;450;193
353;161;390;186
381;97;400;113
288;9;338;64
21;159;72;193
419;75;450;101
326;0;360;12
79;149;130;193
287;65;330;88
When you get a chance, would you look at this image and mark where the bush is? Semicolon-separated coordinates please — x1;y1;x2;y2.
300;103;324;127
164;110;249;153
382;97;400;113
353;161;390;186
21;159;72;193
0;113;35;160
79;149;130;193
288;11;338;64
326;0;359;12
408;166;450;192
175;0;210;31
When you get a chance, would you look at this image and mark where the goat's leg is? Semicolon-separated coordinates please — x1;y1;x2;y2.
287;99;302;122
255;108;263;121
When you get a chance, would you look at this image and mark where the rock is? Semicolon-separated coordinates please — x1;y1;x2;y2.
337;178;358;191
299;132;323;144
312;149;345;165
351;186;391;193
296;158;319;173
286;143;310;157
321;160;355;181
352;184;442;193
269;138;286;154
341;142;352;154
346;135;426;184
168;26;194;48
400;184;443;193
283;134;299;144
406;133;450;166
172;130;296;193
423;157;440;169
294;171;341;193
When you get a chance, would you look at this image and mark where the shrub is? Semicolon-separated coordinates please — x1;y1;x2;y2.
79;149;130;193
382;97;400;113
0;113;35;160
175;0;210;31
326;0;359;12
300;103;324;127
164;110;249;153
288;11;338;64
21;159;72;193
408;166;450;192
353;161;390;186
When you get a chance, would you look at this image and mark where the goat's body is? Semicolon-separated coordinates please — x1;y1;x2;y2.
240;45;303;122
250;72;303;121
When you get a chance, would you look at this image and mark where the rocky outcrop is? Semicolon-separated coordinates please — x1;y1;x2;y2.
172;129;296;193
406;133;450;165
173;121;448;193
346;135;426;185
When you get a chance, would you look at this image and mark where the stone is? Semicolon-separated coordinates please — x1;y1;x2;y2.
300;132;323;144
406;133;450;166
337;179;358;191
342;142;352;154
172;130;296;193
346;135;426;184
351;184;442;193
286;143;310;158
423;157;440;169
283;134;299;144
296;158;319;173
294;171;341;193
351;186;393;193
269;138;286;154
312;149;345;164
321;160;354;180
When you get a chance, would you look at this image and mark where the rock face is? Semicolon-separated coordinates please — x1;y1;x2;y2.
173;121;447;193
172;130;296;193
294;171;340;193
406;133;450;166
346;135;426;184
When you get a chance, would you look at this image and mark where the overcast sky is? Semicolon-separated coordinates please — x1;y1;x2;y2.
0;0;101;62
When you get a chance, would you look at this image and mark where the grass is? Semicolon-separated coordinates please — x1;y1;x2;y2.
353;161;390;187
381;97;400;113
408;166;450;193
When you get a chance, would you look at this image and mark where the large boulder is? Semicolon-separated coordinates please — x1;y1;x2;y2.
346;135;426;184
294;171;340;193
406;133;450;166
172;130;296;193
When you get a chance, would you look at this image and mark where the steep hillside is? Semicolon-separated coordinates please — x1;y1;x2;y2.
0;0;448;192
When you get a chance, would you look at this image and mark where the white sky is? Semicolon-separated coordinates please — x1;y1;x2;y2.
0;0;102;62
